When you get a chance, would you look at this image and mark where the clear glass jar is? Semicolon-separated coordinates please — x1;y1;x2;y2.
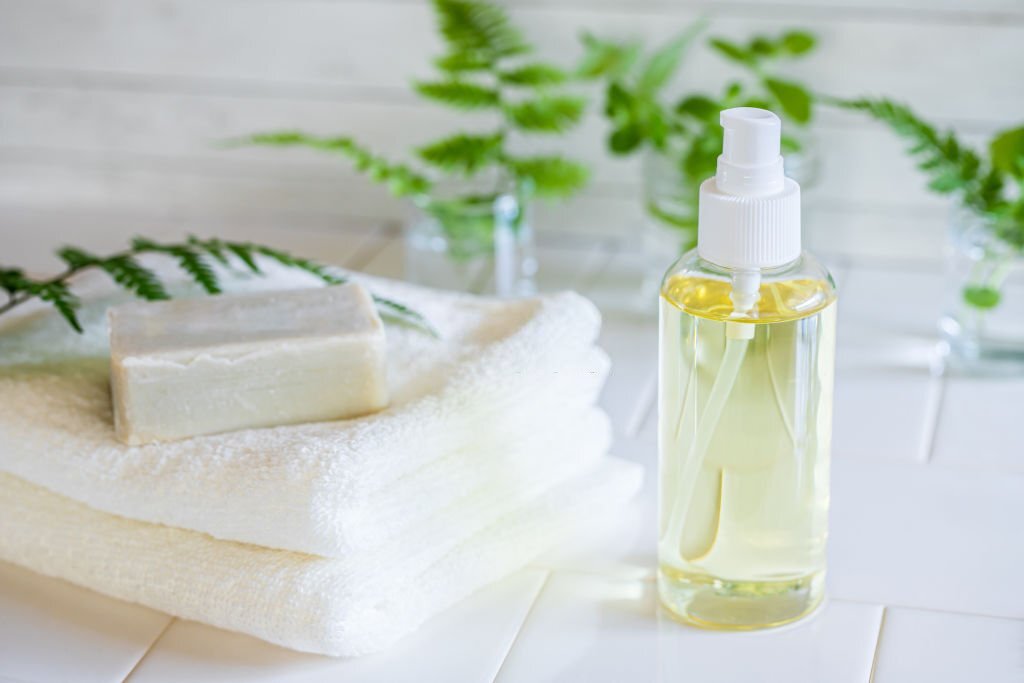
404;181;536;297
658;249;837;629
940;207;1024;373
641;132;820;309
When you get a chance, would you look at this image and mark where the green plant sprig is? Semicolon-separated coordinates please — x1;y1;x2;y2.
830;96;1024;309
829;98;1022;222
579;26;818;158
578;25;818;246
232;0;589;203
0;237;437;336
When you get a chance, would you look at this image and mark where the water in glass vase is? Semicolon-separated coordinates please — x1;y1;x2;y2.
658;273;836;628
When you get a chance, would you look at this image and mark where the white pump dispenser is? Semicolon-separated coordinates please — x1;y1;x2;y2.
697;107;801;272
657;107;837;631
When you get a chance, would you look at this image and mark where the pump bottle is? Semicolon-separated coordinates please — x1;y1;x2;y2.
657;107;837;628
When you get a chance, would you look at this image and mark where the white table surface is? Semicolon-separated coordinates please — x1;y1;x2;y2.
1;226;1022;683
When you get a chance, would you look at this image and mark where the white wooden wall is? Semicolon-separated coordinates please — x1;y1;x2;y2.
1;0;1022;271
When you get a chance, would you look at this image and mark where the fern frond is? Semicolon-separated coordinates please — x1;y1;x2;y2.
507;156;589;198
99;253;170;301
188;236;231;267
503;96;585;133
835;97;1000;213
414;81;500;109
249;245;347;285
416;133;503;174
432;0;527;60
1;238;435;337
0;268;27;296
236;132;432;197
372;294;440;337
57;246;99;270
499;63;566;87
435;51;492;73
36;282;82;332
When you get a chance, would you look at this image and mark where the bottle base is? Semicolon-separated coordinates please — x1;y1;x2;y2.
658;567;825;630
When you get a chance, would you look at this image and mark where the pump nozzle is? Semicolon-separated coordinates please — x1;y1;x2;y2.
696;107;801;271
716;108;785;197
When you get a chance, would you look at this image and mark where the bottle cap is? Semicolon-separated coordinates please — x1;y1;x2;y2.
697;107;801;270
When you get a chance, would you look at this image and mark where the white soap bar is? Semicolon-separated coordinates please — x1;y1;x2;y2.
108;283;388;445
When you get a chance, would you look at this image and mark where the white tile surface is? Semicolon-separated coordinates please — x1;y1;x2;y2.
496;573;882;683
0;561;171;683
832;367;940;462
874;607;1024;683
126;569;547;683
828;458;1024;619
931;376;1024;472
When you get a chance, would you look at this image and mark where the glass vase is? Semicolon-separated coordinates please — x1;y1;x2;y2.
940;207;1024;373
404;183;536;297
640;132;820;309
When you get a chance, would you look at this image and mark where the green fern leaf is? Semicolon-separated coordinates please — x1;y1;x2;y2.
508;156;589;198
223;244;260;273
763;77;813;124
99;255;169;301
250;245;347;285
36;282;82;332
372;294;440;337
499;63;566;87
57;247;99;270
188;236;231;267
416;133;503;174
435;51;492;73
173;247;221;294
637;25;701;94
576;33;641;80
432;0;527;59
504;96;585;133
0;268;28;296
236;132;431;197
414;80;500;109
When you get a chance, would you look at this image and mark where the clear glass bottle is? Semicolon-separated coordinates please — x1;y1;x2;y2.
939;206;1024;374
404;178;536;298
658;107;837;629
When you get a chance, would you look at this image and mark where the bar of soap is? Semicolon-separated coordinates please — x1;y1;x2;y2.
108;283;388;445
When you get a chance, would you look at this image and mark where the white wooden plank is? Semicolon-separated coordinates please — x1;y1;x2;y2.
0;85;989;209
0;560;171;683
127;570;549;683
496;572;883;683
874;607;1024;683
502;0;1024;15
0;153;964;264
0;2;1020;124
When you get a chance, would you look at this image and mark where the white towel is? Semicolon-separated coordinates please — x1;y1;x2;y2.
0;459;643;656
0;262;610;557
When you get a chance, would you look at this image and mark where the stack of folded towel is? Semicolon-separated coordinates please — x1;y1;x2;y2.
0;260;642;657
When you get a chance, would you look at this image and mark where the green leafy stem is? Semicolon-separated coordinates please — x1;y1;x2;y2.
227;0;589;250
578;25;819;249
0;237;437;336
827;96;1024;311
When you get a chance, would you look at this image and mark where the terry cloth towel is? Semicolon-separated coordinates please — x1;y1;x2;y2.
0;459;643;657
0;262;610;557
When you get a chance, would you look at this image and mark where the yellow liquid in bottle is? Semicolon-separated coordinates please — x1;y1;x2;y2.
658;274;837;629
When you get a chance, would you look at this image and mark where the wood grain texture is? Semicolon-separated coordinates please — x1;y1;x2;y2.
0;0;1020;262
